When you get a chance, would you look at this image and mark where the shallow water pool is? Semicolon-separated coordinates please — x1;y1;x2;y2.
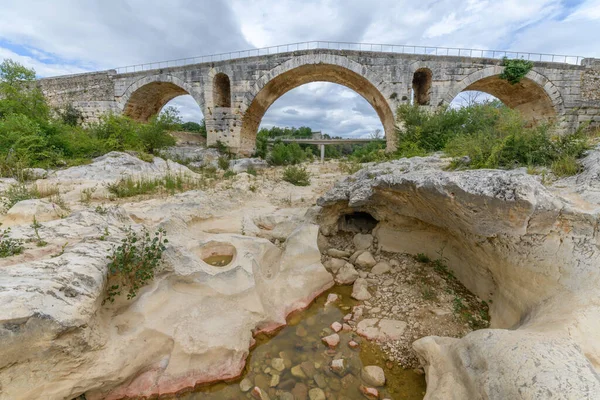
181;285;426;399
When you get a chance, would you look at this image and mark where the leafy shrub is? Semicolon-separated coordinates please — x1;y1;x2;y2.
551;155;581;177
282;165;311;186
397;102;596;176
339;160;362;174
180;119;206;138
396;102;507;156
90;114;141;152
350;141;388;163
0;59;186;173
500;57;534;84
105;227;168;303
60;103;83;126
211;140;230;155
217;156;230;170
138;113;177;154
0;225;24;258
269;142;307;166
254;132;269;159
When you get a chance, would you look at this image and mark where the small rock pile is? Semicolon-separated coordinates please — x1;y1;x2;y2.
321;231;490;368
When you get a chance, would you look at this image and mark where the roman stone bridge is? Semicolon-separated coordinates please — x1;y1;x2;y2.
38;42;600;155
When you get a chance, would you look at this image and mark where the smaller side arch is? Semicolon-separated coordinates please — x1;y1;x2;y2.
412;68;433;105
442;66;565;121
118;74;203;122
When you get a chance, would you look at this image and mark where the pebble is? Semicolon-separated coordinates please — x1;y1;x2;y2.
324;258;346;274
314;373;327;388
291;382;308;400
321;333;340;348
359;385;379;399
352;278;372;301
353;233;373;251
239;378;253;392
324;293;339;306
361;365;386;386
296;325;308;337
291;365;307;379
271;358;285;372
331;321;342;332
327;248;351;258
308;387;326;400
331;358;345;375
371;261;391;275
251;386;270;400
355;251;377;269
335;263;360;285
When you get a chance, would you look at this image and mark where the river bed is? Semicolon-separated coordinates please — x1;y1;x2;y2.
182;285;426;399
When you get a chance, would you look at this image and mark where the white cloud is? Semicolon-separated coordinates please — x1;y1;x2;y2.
0;0;597;131
259;83;384;138
566;0;600;21
163;95;204;123
0;47;88;77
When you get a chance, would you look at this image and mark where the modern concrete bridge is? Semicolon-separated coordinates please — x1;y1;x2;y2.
38;41;600;155
268;137;385;162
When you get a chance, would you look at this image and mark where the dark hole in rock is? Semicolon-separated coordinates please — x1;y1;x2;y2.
338;212;378;234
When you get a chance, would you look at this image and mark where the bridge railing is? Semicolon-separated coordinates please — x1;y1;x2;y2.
113;41;585;74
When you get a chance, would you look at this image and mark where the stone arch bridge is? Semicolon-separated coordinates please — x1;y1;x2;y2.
39;42;600;155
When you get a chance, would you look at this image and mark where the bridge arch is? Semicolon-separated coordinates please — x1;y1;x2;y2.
119;74;203;122
442;66;564;122
239;54;396;154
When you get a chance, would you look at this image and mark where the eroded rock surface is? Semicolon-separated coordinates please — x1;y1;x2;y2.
318;153;600;399
0;153;338;400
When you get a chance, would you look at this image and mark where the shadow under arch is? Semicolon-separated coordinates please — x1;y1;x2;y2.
120;75;202;122
239;63;396;154
443;67;564;123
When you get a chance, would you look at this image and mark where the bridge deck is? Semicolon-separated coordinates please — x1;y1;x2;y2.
267;138;384;162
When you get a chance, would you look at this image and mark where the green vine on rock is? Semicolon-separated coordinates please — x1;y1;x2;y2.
104;227;168;304
500;57;534;84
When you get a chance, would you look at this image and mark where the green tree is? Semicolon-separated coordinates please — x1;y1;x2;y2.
0;59;49;122
180;119;207;138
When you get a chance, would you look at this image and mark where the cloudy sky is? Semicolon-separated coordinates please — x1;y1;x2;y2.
1;0;598;137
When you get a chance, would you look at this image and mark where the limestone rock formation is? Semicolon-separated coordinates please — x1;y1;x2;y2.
0;207;332;400
413;330;600;400
318;153;600;399
230;157;269;173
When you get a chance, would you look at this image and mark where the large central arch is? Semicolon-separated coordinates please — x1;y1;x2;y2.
443;67;564;123
239;58;396;154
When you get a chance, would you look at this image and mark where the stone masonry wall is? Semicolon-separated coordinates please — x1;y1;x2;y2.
39;49;600;153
